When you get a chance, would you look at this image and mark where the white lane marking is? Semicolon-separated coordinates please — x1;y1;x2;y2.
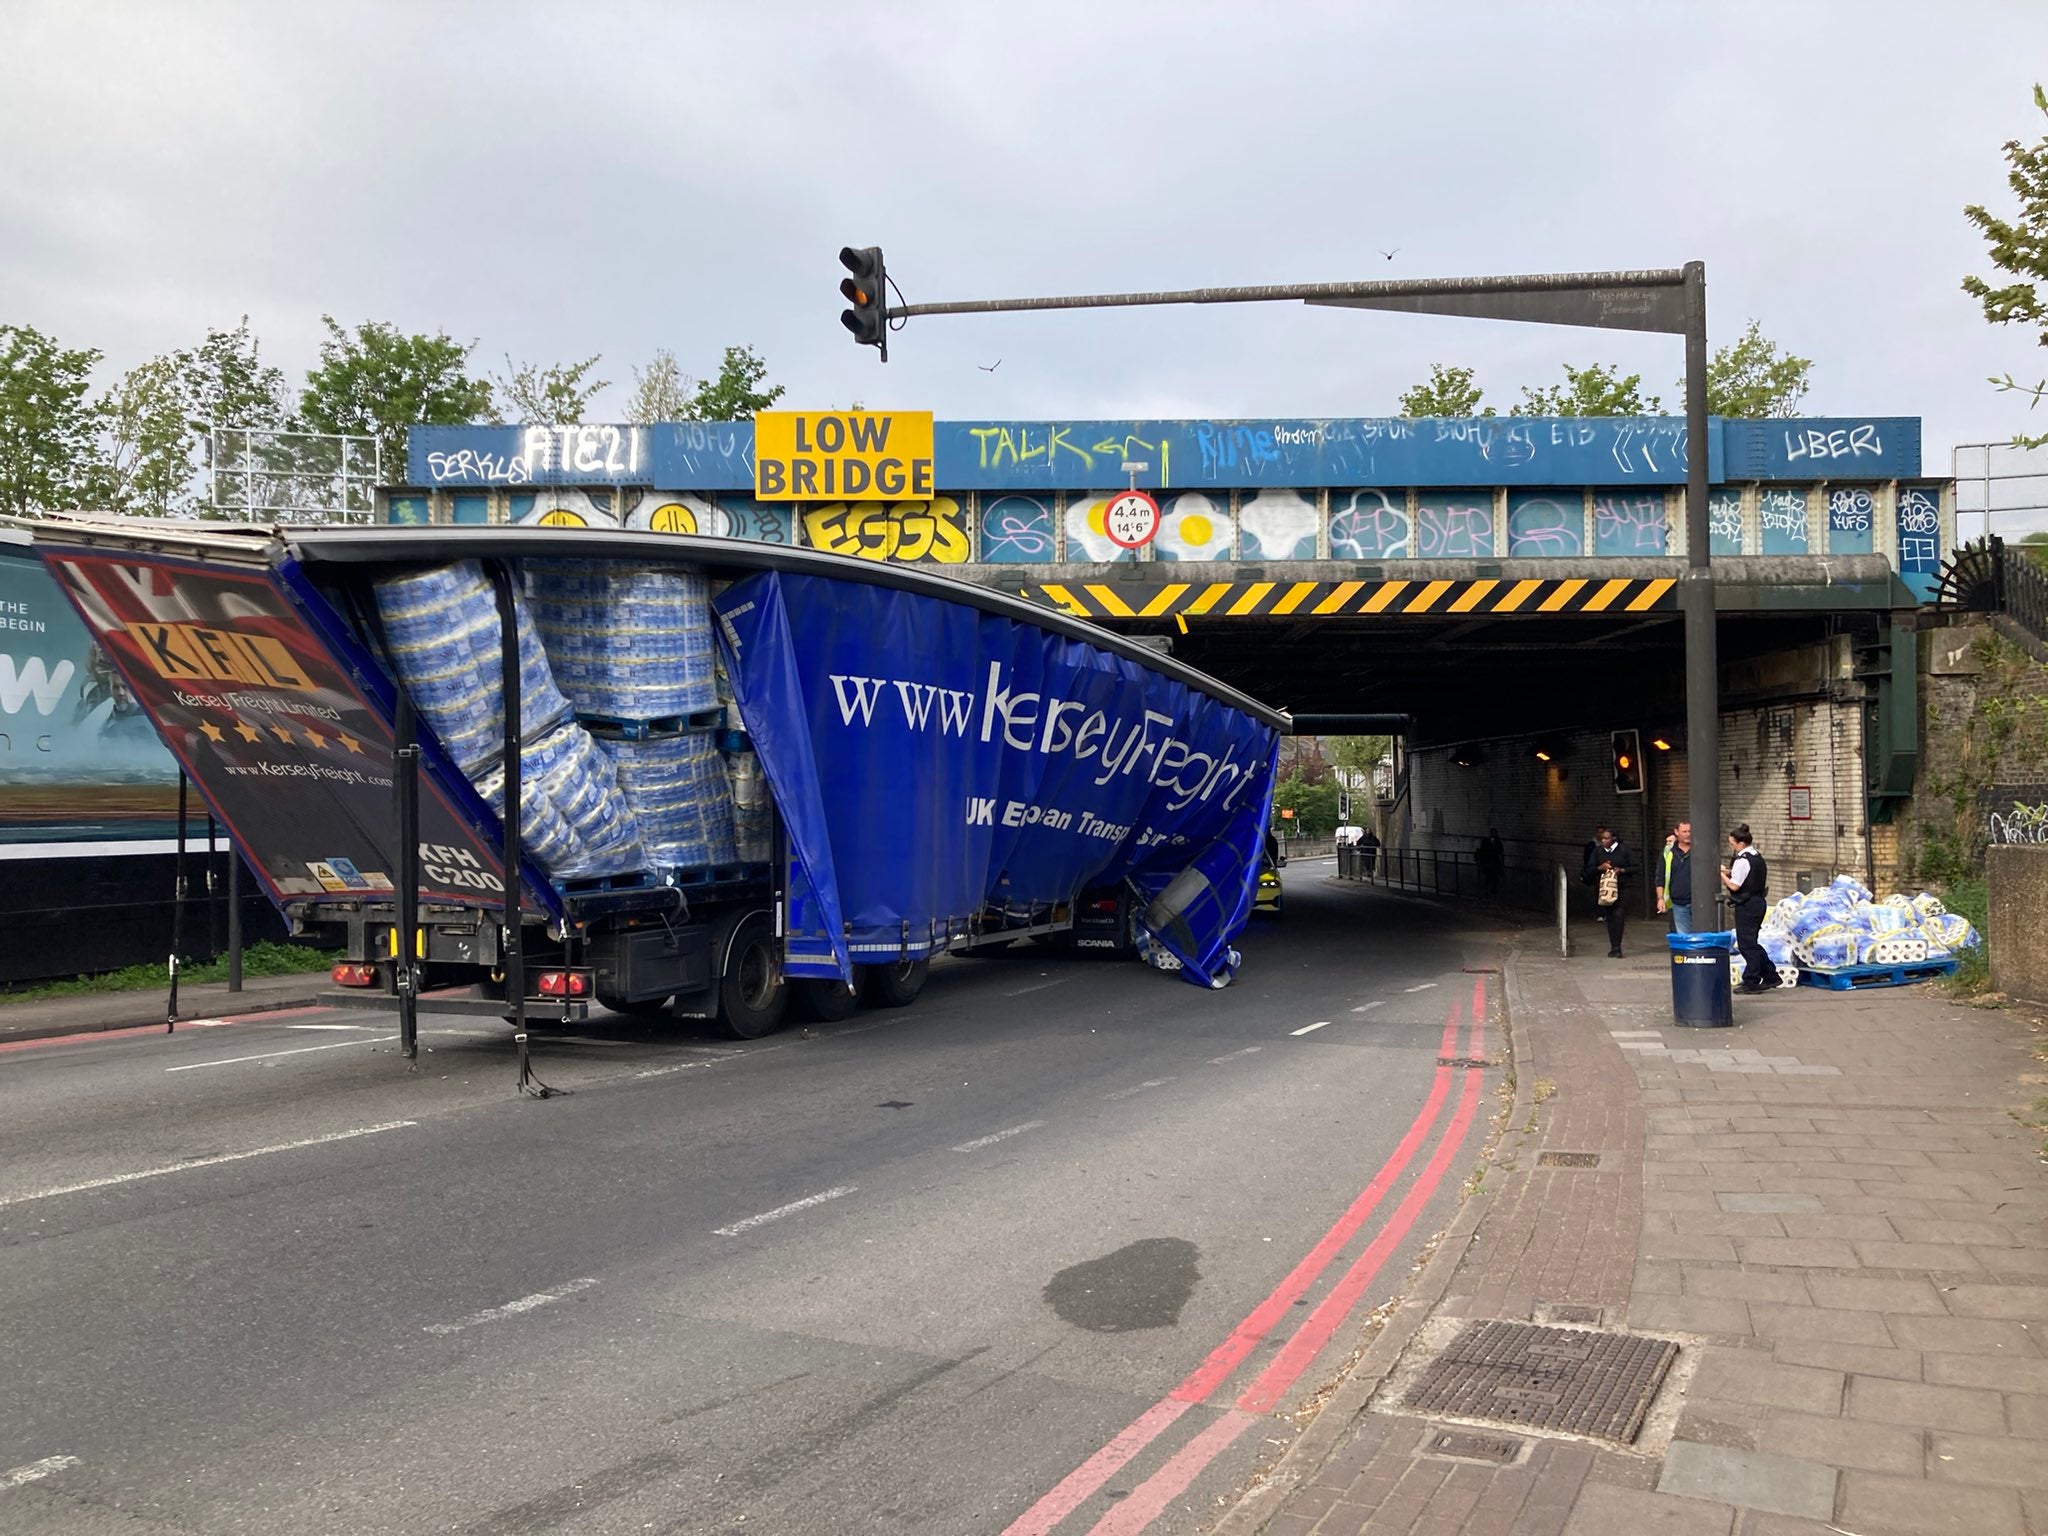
423;1277;599;1335
1321;858;1337;865
0;1122;417;1210
1104;1078;1173;1101
715;1185;857;1237
953;1121;1047;1152
1351;1001;1386;1014
1207;1046;1263;1065
1005;979;1070;997
167;1036;396;1071
187;1019;234;1028
1291;1021;1332;1036
1402;983;1439;994
288;1023;380;1031
2;1455;79;1490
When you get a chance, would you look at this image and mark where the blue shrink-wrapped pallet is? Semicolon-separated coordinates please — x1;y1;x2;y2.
526;561;717;721
373;562;571;775
475;723;648;881
607;730;738;869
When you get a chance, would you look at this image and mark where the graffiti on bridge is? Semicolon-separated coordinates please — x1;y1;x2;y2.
1414;497;1494;558
802;498;971;563
1506;493;1583;558
1330;490;1408;559
1591;493;1668;556
1708;489;1743;555
1760;489;1810;553
978;494;1055;563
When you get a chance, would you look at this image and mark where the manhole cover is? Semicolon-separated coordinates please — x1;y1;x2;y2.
1403;1321;1677;1443
1537;1151;1602;1169
1420;1427;1524;1465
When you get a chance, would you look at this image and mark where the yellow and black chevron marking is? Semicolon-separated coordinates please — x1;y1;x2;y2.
1029;575;1678;622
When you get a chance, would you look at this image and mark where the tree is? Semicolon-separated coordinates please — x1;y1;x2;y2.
690;344;784;421
186;318;290;431
493;354;609;425
2022;529;2048;570
298;317;496;481
90;319;292;516
1511;363;1662;417
1964;83;2048;441
1271;769;1341;840
1398;364;1492;417
1697;319;1812;418
1329;734;1392;786
0;324;102;516
625;348;695;424
88;354;191;515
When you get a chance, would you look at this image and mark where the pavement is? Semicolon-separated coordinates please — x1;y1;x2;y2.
0;863;1505;1536
0;968;327;1044
1221;912;2048;1536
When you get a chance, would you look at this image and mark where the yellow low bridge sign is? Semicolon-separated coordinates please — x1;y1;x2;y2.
754;410;934;501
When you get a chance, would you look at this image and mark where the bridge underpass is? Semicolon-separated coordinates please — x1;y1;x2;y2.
1000;554;1908;743
995;553;1919;908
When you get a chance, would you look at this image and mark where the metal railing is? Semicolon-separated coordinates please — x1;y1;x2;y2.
2001;539;2048;644
1333;845;1559;911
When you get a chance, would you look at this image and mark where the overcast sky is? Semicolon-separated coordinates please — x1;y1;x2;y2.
6;1;2047;509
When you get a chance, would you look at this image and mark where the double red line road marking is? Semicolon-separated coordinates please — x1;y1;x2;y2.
1006;974;1491;1536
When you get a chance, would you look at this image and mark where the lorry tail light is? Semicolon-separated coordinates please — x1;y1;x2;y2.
1088;897;1120;913
536;969;591;998
332;962;378;988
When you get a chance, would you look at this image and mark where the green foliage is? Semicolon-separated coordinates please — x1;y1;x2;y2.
0;941;340;1004
2022;529;2048;569
1964;84;2048;443
690;344;784;421
625;348;695;424
0;323;102;515
1272;768;1341;839
1509;362;1662;417
86;318;289;516
1329;734;1391;780
1398;364;1492;418
1698;319;1813;418
1941;878;1991;994
298;317;496;481
494;353;609;425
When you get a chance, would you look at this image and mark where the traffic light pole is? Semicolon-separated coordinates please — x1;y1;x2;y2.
1680;262;1723;929
864;258;1720;905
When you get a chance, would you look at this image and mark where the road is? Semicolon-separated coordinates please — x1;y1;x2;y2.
0;866;1504;1536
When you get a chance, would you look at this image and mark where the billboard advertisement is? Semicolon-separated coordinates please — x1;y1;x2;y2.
0;535;182;851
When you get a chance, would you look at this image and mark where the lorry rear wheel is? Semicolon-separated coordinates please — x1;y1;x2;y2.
719;914;787;1040
859;958;929;1009
792;977;858;1023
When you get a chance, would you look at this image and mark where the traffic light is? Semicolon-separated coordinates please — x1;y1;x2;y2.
839;246;888;360
1612;729;1645;795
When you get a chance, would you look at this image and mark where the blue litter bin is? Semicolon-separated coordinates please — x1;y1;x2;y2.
1668;931;1735;1028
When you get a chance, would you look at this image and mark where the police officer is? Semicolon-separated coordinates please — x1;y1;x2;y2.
1722;823;1782;992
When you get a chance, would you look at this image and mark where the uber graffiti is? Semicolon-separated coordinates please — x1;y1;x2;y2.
1783;423;1883;462
802;498;971;564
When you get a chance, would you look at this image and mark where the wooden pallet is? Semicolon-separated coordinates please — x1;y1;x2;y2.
1796;957;1959;991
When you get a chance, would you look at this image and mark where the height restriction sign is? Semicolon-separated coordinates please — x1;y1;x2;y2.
1103;490;1161;549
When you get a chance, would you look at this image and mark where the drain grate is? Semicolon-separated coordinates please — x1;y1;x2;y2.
1403;1320;1677;1443
1537;1151;1602;1169
1420;1427;1524;1465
